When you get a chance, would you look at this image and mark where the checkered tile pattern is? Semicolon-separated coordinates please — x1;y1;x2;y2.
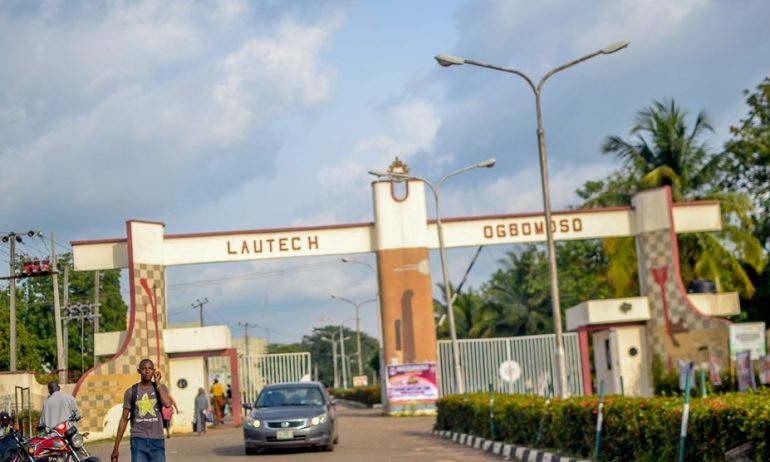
74;263;168;432
637;228;728;369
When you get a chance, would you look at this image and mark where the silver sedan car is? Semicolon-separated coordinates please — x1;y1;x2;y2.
243;382;338;455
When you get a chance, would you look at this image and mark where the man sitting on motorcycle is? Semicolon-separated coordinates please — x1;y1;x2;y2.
0;411;14;460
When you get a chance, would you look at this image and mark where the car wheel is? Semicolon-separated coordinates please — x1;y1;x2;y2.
324;441;335;452
333;433;339;444
245;446;260;455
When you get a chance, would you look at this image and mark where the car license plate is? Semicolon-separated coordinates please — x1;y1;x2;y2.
276;430;294;440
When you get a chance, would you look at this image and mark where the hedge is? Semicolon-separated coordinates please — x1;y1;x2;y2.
435;389;770;461
329;385;381;407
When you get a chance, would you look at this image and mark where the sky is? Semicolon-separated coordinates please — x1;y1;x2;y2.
1;0;769;346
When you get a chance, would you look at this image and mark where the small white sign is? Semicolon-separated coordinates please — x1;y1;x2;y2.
499;360;521;383
353;375;369;387
729;322;767;360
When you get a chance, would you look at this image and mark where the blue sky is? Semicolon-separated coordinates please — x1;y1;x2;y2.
1;0;769;344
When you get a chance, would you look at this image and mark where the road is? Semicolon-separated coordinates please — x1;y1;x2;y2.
87;405;498;461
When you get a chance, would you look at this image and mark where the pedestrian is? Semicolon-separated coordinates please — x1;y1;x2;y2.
40;381;80;429
210;379;225;425
225;384;232;417
194;388;209;435
111;358;172;462
161;392;180;439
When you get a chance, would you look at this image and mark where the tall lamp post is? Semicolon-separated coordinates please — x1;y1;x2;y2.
369;158;496;395
434;40;629;398
330;295;377;377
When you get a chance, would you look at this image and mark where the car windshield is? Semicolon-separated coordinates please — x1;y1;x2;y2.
255;387;324;407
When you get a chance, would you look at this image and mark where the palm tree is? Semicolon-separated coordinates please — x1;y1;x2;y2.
587;99;767;297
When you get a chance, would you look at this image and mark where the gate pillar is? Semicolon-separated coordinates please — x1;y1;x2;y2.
372;179;437;405
73;220;169;434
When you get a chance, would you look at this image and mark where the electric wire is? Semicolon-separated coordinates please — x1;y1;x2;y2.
167;260;347;290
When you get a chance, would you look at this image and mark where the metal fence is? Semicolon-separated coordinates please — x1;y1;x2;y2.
437;333;584;396
239;352;312;404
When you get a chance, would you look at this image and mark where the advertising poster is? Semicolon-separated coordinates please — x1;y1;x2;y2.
386;362;438;402
736;350;756;392
709;351;722;387
759;355;770;386
729;322;767;360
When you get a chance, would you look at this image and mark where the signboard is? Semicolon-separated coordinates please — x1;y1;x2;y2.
386;362;438;402
499;360;521;383
353;375;369;387
729;322;767;360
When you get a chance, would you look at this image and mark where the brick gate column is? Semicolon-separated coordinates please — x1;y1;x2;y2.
73;220;169;433
372;179;437;392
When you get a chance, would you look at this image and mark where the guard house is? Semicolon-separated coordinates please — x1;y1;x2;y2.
566;188;741;396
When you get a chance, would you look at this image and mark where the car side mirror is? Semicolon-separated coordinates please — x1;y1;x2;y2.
243;403;253;410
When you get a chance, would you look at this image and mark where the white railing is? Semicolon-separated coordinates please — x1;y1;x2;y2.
437;333;584;396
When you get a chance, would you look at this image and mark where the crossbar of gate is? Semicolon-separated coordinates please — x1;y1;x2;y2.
437;333;584;396
240;352;312;404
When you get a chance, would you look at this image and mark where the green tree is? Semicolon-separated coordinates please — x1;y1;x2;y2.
297;325;379;388
582;99;767;297
722;77;770;323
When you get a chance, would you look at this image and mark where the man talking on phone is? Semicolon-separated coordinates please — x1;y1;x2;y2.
111;359;172;462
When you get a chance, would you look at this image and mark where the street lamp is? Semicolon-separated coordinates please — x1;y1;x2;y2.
369;158;496;395
435;40;629;398
321;317;355;388
330;294;377;377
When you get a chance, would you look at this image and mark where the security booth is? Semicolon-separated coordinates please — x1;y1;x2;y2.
567;297;654;397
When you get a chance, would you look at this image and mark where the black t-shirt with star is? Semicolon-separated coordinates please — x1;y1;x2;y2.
122;383;167;439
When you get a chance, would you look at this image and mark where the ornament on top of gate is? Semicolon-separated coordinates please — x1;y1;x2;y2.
387;157;410;182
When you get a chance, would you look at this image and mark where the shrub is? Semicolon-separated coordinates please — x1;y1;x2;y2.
329;385;381;407
435;389;770;461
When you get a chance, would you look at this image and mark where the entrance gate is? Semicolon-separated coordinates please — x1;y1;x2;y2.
437;334;583;396
69;157;725;431
240;352;312;404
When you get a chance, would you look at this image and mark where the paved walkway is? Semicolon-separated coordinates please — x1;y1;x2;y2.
87;406;500;461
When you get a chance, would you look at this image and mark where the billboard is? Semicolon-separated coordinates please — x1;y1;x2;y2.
386;362;438;402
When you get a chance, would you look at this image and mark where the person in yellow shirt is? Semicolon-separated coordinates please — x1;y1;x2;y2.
210;379;225;425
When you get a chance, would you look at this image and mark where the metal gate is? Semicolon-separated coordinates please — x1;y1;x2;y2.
437;333;584;396
240;352;312;404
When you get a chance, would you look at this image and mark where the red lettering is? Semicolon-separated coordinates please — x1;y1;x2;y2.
522;223;531;235
535;221;545;234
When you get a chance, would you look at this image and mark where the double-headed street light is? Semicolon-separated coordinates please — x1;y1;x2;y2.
330;294;377;377
435;40;629;398
369;158;496;395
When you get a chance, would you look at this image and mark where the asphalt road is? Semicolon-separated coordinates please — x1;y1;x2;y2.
86;405;499;461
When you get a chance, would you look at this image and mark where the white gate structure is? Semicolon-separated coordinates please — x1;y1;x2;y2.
437;334;584;396
240;352;312;404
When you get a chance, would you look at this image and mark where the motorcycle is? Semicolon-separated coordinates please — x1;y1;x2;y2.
1;426;36;462
26;414;99;462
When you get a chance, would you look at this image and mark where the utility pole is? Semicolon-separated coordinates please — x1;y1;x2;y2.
192;298;209;327
339;325;348;389
93;271;100;366
192;298;210;387
63;264;69;374
8;233;17;372
51;233;66;384
321;335;340;388
61;303;100;377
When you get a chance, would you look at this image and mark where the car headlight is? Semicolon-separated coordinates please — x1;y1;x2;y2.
310;413;328;426
70;432;84;449
246;416;261;428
